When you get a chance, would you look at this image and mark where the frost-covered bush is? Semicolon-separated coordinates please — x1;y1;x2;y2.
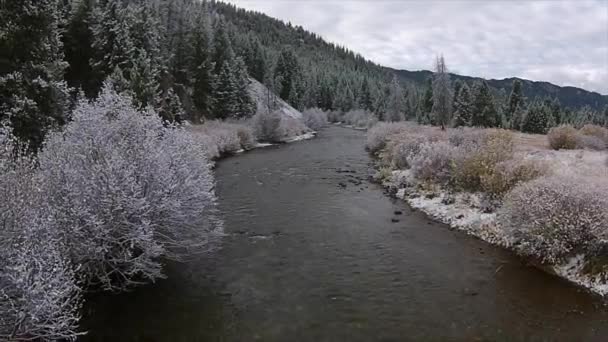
253;110;283;142
500;176;608;263
452;130;515;192
343;109;377;129
548;125;578;150
38;83;220;291
302;108;328;130
384;131;444;169
366;122;417;154
409;141;461;184
448;126;487;149
479;158;548;197
199;121;255;154
280;115;310;138
579;124;608;145
327;110;344;123
0;129;82;341
576;134;606;151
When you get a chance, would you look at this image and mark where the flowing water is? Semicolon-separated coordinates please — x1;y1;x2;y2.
82;126;608;341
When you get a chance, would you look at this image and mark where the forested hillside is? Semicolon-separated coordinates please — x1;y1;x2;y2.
393;69;608;111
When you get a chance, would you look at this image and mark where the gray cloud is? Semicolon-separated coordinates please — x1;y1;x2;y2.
227;0;608;94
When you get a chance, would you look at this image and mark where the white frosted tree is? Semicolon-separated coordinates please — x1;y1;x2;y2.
385;76;405;122
431;55;453;129
38;82;221;291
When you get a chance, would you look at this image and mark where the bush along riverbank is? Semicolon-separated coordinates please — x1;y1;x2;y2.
366;121;608;296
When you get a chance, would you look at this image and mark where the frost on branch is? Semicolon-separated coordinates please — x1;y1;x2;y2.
37;82;221;291
499;176;608;264
0;128;82;341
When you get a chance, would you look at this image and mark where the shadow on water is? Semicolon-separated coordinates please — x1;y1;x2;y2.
81;126;608;341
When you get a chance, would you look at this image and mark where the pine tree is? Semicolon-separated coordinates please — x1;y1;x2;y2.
419;78;433;124
452;82;473;127
90;0;135;89
213;62;238;119
63;0;96;97
274;48;302;103
0;0;70;150
471;80;498;127
189;8;214;122
212;19;235;75
359;77;374;111
521;101;553;134
385;76;404;122
506;79;524;122
233;57;256;119
431;55;452;129
157;87;185;123
128;48;158;108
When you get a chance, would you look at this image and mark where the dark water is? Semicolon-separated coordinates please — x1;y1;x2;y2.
82;126;608;341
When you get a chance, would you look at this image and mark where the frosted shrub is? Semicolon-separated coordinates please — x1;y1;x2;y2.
452;130;515;192
409;141;460;184
343;109;377;129
579;124;608;144
280;116;310;138
198;121;242;155
479;158;548;197
384;132;443;169
548;125;578;150
366;122;417;154
235;124;256;150
576;134;606;151
500;176;608;263
38;83;220;291
0;129;81;341
302;108;328;130
448;127;490;150
327;110;344;123
253;110;282;142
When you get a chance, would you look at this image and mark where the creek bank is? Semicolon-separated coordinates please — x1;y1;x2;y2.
374;167;608;297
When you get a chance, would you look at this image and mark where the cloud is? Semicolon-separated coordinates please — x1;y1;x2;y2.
226;0;608;94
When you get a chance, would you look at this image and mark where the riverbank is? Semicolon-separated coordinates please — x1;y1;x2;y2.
366;122;608;296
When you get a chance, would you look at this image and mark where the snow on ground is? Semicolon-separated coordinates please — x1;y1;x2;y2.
383;161;608;296
282;131;316;143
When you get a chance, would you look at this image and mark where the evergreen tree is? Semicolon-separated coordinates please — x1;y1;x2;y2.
521;101;554;134
213;62;238;119
212;19;235;75
506;79;524;121
359;77;374;111
90;0;135;89
128;48;158;108
233;57;256;118
419;78;433;123
0;0;70;149
431;55;452;129
452;82;473;127
247;38;266;82
385;76;404;122
189;8;214;122
157;87;185;123
274;48;302;103
63;0;96;96
471;80;498;127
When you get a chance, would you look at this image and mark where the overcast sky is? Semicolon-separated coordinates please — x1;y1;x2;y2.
227;0;608;94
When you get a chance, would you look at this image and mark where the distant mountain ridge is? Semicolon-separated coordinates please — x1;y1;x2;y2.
391;69;608;110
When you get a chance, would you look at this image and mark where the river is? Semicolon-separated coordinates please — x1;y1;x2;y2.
81;125;608;341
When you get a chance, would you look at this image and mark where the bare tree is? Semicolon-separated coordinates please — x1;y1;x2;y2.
431;55;453;129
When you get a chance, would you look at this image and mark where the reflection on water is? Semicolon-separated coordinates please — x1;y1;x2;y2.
81;126;608;342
